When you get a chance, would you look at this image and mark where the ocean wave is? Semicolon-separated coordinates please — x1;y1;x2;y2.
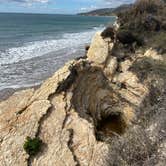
0;82;42;91
0;27;104;65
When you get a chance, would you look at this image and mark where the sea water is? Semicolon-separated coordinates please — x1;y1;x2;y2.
0;13;115;90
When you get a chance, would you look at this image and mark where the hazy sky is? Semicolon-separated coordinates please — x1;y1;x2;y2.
0;0;135;14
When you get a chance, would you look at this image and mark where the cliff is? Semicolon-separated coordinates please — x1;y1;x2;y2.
0;1;166;165
0;30;166;165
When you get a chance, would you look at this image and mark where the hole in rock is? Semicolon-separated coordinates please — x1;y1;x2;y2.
97;112;127;137
71;67;128;140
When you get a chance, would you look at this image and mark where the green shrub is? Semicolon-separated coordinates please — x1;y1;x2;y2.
23;137;43;156
101;27;115;40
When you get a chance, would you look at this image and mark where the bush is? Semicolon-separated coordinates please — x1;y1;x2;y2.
23;137;43;156
117;0;166;33
117;30;143;46
101;27;115;40
108;126;159;165
134;0;161;14
116;0;166;50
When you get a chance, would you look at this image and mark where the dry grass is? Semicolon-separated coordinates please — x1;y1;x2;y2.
116;0;166;52
118;0;166;32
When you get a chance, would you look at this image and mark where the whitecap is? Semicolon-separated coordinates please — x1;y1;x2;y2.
0;27;104;65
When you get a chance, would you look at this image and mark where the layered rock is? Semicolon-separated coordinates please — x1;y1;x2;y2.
0;31;166;166
87;32;113;65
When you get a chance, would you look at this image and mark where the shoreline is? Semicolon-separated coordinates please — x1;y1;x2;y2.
0;15;115;102
0;47;87;101
0;14;112;101
0;84;40;102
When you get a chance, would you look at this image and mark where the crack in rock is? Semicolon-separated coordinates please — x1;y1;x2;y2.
67;129;81;166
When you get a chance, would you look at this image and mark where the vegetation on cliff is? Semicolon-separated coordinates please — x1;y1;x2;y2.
23;137;43;156
117;0;166;52
101;0;166;54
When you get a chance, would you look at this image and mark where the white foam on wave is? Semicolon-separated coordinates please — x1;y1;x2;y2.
0;27;104;65
0;82;42;92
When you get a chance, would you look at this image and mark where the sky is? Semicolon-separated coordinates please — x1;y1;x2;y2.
0;0;135;14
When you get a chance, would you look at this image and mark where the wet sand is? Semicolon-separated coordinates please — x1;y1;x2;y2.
0;85;40;102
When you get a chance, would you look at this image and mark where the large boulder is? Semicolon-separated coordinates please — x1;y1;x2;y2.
104;56;118;80
87;32;111;65
0;89;51;166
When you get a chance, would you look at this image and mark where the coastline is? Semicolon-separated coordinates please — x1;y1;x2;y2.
0;14;112;95
0;84;40;102
0;47;88;101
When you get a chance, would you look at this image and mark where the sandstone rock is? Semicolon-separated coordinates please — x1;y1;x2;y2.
120;59;132;72
0;89;34;115
0;31;165;166
113;71;149;106
144;48;163;60
0;98;51;166
0;58;135;166
87;32;110;65
31;94;76;166
104;56;118;79
71;66;134;137
30;60;75;102
65;110;110;166
113;20;120;31
0;61;76;166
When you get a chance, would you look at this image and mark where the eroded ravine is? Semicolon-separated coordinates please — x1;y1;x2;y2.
71;64;130;139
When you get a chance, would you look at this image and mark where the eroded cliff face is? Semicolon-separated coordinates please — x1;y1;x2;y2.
0;31;166;166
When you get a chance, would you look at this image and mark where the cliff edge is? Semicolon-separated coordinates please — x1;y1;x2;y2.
0;31;166;165
0;1;166;165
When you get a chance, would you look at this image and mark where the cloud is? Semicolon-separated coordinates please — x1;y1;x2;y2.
0;0;50;7
80;5;97;12
0;0;49;4
12;0;48;2
79;0;135;12
0;0;136;13
79;0;135;11
100;0;135;7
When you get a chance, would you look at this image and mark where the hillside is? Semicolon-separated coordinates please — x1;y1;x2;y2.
78;4;131;16
116;0;166;53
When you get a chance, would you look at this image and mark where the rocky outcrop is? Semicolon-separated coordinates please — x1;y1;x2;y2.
87;32;113;65
0;31;166;166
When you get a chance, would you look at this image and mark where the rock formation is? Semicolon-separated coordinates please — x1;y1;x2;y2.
0;30;166;166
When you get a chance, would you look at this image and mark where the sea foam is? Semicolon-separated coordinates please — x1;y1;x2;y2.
0;27;103;65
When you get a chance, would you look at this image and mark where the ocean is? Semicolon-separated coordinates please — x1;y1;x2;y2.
0;13;115;91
